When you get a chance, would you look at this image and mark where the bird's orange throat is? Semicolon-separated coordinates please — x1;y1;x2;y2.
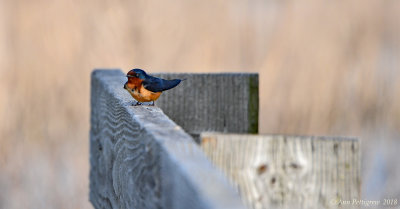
125;78;162;102
126;77;143;90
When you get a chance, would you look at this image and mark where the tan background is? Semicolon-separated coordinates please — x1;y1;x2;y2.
0;0;399;208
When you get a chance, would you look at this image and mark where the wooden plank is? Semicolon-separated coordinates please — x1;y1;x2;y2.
152;73;259;141
90;69;246;209
200;133;361;209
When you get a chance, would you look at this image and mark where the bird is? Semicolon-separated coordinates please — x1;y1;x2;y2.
123;68;184;106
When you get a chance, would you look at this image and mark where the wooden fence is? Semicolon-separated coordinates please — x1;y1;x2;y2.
90;69;360;209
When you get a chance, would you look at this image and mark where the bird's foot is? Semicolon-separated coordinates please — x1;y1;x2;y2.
151;101;155;106
132;101;142;106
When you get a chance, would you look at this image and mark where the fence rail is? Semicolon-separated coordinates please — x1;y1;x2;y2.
90;69;360;209
201;133;360;209
90;70;246;209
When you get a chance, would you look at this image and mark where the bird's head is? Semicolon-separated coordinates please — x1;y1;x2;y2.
127;68;147;80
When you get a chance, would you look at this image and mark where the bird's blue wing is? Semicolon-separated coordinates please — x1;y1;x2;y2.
142;77;182;92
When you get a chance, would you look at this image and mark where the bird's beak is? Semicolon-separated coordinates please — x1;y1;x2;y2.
126;75;135;78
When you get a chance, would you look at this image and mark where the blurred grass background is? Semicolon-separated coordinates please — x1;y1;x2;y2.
0;0;399;208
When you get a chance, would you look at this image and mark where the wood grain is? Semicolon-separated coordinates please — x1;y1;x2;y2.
152;73;259;141
201;133;361;209
90;70;246;209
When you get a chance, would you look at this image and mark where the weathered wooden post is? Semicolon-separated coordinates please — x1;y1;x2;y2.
90;70;246;209
90;69;361;209
200;133;361;209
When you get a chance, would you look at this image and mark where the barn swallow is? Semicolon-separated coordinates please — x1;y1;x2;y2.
123;68;184;106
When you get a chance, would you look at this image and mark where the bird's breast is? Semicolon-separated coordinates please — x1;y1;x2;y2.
127;85;162;102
